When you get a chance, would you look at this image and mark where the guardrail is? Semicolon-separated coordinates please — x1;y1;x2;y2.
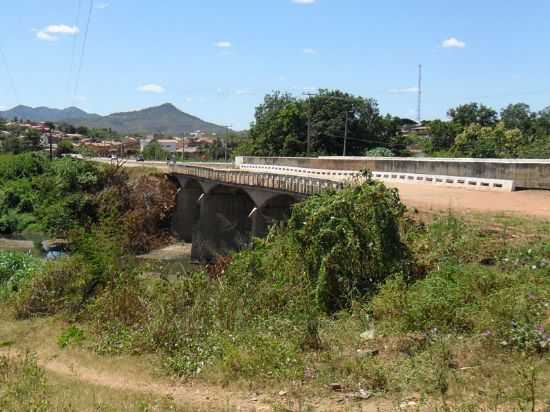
238;163;515;192
170;164;344;195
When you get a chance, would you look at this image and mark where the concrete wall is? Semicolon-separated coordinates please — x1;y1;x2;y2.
236;156;550;190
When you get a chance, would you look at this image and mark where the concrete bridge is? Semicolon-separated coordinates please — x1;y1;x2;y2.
169;163;345;261
96;155;550;260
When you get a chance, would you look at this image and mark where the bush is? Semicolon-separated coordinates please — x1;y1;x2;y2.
371;262;550;352
0;251;41;299
287;179;410;312
13;257;94;319
0;354;49;411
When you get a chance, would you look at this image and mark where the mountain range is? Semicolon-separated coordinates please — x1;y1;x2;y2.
0;103;229;135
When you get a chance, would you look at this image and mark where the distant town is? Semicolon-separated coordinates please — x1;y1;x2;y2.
0;118;223;159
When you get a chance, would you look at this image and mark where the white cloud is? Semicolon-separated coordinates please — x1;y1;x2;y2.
36;31;56;41
45;24;80;34
292;0;316;4
303;48;318;55
388;87;419;94
36;24;79;41
442;37;466;48
137;84;165;93
95;2;109;9
214;41;232;49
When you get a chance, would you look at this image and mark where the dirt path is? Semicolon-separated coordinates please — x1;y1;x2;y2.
0;347;389;411
388;183;550;219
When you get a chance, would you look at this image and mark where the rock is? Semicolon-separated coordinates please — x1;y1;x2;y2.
354;389;373;400
278;391;287;396
360;348;379;358
329;383;343;392
41;239;69;252
360;329;375;340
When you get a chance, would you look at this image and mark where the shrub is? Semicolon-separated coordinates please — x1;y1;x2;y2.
287;180;409;312
0;251;41;299
13;257;94;319
371;262;550;352
58;325;86;349
0;354;49;411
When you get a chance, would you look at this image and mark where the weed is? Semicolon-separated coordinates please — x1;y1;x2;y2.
58;325;85;349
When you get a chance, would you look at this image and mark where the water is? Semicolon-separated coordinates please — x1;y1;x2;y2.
0;233;65;259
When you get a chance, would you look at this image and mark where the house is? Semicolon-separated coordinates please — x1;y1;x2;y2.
157;139;178;153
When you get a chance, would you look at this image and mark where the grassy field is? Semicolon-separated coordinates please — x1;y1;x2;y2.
1;192;549;411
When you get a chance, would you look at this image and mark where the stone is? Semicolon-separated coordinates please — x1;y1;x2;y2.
329;383;343;392
41;239;69;253
360;328;375;340
354;389;373;400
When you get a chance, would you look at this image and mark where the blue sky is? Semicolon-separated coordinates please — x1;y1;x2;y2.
1;0;550;130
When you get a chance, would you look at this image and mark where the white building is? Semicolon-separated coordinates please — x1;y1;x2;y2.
157;139;178;153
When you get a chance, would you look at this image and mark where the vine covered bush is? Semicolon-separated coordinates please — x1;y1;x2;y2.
287;178;410;312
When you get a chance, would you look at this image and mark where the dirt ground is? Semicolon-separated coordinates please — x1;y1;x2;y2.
0;317;394;412
388;183;550;219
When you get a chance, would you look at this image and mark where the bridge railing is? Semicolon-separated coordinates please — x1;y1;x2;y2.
170;164;345;195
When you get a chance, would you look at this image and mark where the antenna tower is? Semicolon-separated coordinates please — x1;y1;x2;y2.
417;64;422;123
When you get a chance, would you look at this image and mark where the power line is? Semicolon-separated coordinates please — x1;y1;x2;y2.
72;0;94;105
0;41;19;105
68;0;83;104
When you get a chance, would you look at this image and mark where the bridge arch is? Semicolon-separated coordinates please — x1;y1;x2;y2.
191;184;257;261
171;177;204;242
252;193;298;238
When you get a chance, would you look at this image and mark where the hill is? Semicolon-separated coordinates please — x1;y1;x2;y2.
0;105;90;122
0;103;228;135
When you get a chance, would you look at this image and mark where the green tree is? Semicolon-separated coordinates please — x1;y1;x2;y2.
448;103;498;129
452;123;524;158
142;141;169;161
56;140;75;155
425;120;460;153
22;129;42;152
246;91;307;156
501;103;534;134
306;89;383;155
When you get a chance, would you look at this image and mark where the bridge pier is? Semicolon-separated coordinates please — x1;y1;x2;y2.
171;173;304;262
172;183;202;242
191;187;255;262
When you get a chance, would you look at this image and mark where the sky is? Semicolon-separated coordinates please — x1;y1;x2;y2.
1;0;550;130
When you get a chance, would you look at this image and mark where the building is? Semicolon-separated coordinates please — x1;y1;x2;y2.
157;139;178;153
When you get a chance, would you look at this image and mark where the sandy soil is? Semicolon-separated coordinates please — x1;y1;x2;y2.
388;183;550;219
0;347;393;412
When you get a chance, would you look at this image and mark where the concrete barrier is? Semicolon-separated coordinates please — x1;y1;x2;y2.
236;156;550;190
239;163;515;192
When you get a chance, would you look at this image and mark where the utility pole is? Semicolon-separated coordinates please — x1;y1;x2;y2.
303;92;316;156
221;125;232;161
48;128;53;161
343;111;349;157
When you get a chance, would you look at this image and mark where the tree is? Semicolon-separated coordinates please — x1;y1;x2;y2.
307;89;382;156
246;91;307;156
244;89;402;157
366;147;394;157
501;103;533;134
142;140;169;161
448;103;498;129
56;140;75;156
22;129;42;152
425;120;460;153
452;123;525;158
